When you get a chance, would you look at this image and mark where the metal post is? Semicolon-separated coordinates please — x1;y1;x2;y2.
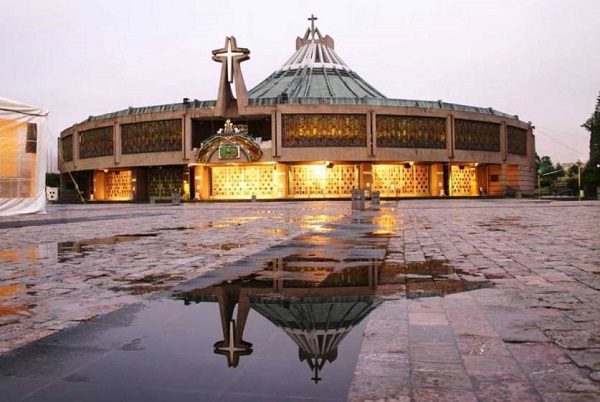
578;163;582;201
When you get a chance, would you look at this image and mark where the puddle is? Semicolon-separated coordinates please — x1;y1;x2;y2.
110;284;173;295
196;242;248;251
0;283;35;320
286;214;345;232
175;262;380;382
0;233;159;264
208;216;262;228
401;260;491;299
172;254;491;382
261;228;289;236
57;234;158;262
110;273;186;295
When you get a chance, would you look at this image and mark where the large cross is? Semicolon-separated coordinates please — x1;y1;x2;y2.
213;37;246;83
308;14;318;34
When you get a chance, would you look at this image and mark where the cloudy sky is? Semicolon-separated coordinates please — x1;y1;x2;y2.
2;0;599;166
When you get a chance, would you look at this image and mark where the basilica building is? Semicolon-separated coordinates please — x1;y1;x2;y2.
59;17;535;201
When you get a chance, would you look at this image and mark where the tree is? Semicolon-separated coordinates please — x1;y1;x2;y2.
554;163;566;178
567;163;580;177
536;154;554;174
582;92;600;197
535;154;560;187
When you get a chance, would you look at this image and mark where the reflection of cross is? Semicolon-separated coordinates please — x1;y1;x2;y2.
213;38;245;83
308;14;318;34
215;320;247;364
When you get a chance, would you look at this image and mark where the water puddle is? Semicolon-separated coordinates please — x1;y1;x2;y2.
172;253;491;383
208;216;261;228
110;273;187;295
57;234;158;262
0;283;35;322
0;233;158;264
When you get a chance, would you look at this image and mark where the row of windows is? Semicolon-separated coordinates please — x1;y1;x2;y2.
62;116;529;158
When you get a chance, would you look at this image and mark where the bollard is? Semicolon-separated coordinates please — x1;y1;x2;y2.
251;194;257;202
371;191;380;205
352;188;366;210
171;191;181;206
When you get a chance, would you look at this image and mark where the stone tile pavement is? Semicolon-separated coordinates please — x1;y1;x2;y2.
1;199;599;401
349;199;600;401
0;202;346;353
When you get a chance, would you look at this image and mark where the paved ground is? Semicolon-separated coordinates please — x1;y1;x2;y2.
0;202;346;353
0;199;599;401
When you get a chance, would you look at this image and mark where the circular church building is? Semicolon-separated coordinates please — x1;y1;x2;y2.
59;17;535;201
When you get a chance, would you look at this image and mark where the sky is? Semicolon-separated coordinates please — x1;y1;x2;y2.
2;0;599;167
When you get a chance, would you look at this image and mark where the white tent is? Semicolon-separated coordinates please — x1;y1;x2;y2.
0;97;49;216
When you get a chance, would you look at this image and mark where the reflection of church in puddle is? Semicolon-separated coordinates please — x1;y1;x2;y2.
179;258;382;383
178;255;488;382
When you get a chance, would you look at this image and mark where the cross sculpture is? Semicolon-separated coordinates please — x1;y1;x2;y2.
212;37;250;84
308;14;317;34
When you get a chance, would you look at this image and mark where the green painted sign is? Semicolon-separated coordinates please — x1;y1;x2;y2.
218;144;240;159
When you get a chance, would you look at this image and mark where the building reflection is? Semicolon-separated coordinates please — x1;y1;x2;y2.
177;254;491;382
178;258;382;381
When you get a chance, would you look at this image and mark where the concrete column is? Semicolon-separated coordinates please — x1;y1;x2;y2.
528;126;536;170
114;123;121;165
446;115;454;160
183;115;192;160
369;112;376;157
73;131;79;168
276;111;282;157
500;121;507;161
271;111;277;158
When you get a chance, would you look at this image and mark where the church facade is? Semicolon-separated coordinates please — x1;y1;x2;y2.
59;17;535;201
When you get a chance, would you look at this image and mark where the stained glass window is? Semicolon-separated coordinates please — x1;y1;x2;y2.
376;116;446;148
122;119;182;154
62;135;73;162
79;126;113;159
507;126;527;155
282;114;366;147
455;120;500;152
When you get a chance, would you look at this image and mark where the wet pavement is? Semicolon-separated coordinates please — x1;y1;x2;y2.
0;200;599;401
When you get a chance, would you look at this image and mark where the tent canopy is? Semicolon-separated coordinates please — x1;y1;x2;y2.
0;97;49;216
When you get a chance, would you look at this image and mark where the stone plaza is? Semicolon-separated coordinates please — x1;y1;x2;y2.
0;199;599;401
